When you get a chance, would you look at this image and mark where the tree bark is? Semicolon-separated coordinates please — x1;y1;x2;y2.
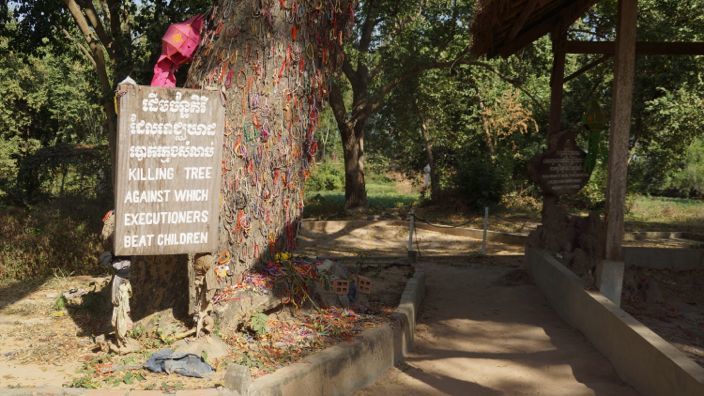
185;0;353;274
416;101;439;201
329;78;369;209
67;0;354;322
342;123;368;209
335;113;369;209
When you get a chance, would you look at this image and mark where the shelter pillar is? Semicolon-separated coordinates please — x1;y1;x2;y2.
541;25;568;225
600;0;637;303
604;0;637;261
548;24;567;141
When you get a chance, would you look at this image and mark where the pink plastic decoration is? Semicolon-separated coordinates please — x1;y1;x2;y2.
151;15;205;87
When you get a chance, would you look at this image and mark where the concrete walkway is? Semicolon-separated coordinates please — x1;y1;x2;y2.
358;257;638;396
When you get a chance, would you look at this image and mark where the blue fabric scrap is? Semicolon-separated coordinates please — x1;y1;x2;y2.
144;348;214;378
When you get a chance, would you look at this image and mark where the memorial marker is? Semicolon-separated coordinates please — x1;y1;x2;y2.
532;136;590;196
114;84;224;255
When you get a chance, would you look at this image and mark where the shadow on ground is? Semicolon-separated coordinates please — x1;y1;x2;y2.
358;257;638;396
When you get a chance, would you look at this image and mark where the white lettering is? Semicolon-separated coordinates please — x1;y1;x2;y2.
128;168;174;181
124;211;209;226
184;167;213;180
141;92;209;118
157;232;208;246
123;234;154;248
173;189;209;202
123;190;171;204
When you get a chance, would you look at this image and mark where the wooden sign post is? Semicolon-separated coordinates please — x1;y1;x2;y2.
114;84;224;256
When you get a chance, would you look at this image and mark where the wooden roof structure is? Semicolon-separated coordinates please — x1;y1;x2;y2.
469;0;704;307
468;2;704;392
471;0;598;58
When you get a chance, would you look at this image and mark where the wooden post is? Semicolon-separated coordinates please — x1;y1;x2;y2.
604;0;638;261
540;24;568;240
481;206;489;255
408;208;417;262
548;25;567;141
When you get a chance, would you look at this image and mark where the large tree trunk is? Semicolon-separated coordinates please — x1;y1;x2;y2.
68;0;353;323
178;0;351;317
342;123;368;209
330;79;370;209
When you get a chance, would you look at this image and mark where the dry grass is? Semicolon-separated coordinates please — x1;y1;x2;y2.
0;197;106;281
625;195;704;233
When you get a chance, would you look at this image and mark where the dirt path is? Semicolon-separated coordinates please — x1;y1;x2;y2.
358;257;639;396
297;221;523;257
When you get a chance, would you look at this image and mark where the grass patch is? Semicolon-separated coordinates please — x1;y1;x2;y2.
305;184;704;235
304;180;417;219
625;195;704;232
303;160;417;218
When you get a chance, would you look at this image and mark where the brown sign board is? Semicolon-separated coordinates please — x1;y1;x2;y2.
114;84;224;256
532;136;590;196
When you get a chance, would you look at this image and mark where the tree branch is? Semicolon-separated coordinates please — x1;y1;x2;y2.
62;28;96;68
106;0;122;45
341;54;356;84
63;0;112;96
471;62;547;114
366;49;474;115
364;51;546;118
329;80;352;139
78;0;113;53
357;0;377;53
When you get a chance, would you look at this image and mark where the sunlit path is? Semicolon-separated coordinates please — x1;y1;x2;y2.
358;258;638;396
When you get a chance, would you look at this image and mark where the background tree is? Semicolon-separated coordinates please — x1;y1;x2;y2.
330;0;477;209
0;12;105;202
13;0;210;199
366;38;550;208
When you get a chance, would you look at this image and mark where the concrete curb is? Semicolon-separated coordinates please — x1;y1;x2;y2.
247;270;426;396
624;231;704;243
3;271;426;396
526;247;704;396
300;219;528;245
412;222;528;245
302;220;704;248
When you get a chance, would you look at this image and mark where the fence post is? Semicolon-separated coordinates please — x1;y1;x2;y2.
408;208;417;262
481;206;489;255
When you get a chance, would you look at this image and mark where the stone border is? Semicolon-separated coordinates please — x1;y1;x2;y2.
300;219;528;245
247;270;425;396
3;271;425;396
301;219;704;271
526;247;704;396
624;231;704;243
303;220;704;248
412;221;527;245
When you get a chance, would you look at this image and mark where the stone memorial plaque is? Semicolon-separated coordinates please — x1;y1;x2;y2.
114;84;224;256
533;136;590;196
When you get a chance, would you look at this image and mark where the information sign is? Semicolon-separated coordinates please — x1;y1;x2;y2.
114;84;224;255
